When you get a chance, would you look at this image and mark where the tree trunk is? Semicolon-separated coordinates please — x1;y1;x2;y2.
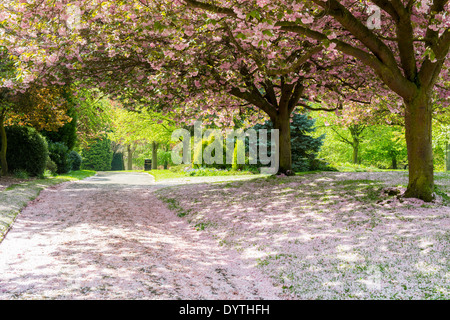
446;141;450;172
152;141;158;170
127;144;133;170
272;107;293;175
0;112;8;176
352;143;359;164
392;156;398;170
403;90;434;202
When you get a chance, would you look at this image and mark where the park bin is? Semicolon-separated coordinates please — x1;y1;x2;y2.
144;159;152;171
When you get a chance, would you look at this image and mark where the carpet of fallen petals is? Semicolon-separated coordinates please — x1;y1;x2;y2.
0;172;283;299
156;171;450;300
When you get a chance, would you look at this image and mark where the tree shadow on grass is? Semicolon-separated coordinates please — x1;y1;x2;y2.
155;171;450;299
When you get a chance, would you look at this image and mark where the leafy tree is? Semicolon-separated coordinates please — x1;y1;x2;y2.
0;48;72;175
274;0;449;201
72;89;113;149
362;126;408;169
108;106;175;170
252;113;325;172
41;104;78;151
330;124;366;165
2;0;448;201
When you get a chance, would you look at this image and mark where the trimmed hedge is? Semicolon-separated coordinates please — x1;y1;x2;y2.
0;126;49;177
68;150;82;171
111;152;124;171
81;138;113;171
48;141;71;174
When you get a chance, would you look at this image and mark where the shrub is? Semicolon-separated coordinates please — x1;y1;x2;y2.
13;169;29;179
309;159;338;172
81;138;113;171
68;150;82;171
169;164;192;172
48;141;72;174
249;113;324;172
0;126;48;177
46;158;58;175
111;152;124;171
157;150;172;169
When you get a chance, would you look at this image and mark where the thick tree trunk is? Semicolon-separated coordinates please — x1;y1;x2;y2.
127;144;133;170
392;156;398;170
0;113;8;176
446;141;450;172
352;143;359;164
403;90;434;202
272;107;293;175
152;141;158;170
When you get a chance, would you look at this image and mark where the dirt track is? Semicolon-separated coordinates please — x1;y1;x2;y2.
0;172;282;299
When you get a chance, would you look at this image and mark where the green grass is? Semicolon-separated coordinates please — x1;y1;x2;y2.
0;170;96;242
147;168;256;181
158;195;192;217
333;162;408;173
146;170;186;181
53;170;97;181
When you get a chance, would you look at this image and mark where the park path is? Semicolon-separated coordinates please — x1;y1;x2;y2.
0;172;282;299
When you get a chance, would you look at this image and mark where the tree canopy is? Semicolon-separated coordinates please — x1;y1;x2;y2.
0;0;448;200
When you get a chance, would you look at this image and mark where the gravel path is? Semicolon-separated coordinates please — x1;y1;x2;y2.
0;172;282;300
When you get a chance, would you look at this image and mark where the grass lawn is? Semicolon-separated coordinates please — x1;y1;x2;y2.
156;171;450;299
145;170;186;181
0;170;96;242
135;168;256;182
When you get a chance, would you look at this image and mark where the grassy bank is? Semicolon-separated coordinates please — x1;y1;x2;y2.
0;170;96;242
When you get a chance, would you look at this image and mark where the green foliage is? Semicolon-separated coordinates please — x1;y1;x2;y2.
13;169;29;179
185;167;252;176
334;162;384;172
313;112;408;170
0;126;49;177
108;106;175;148
73;88;113;148
48;141;72;174
232;138;245;170
193;134;226;169
131;144;173;169
157;149;172;168
290;114;325;171
432;120;450;171
46;158;58;175
68;150;82;171
361;126;407;169
251;113;325;171
40;105;78;151
169;164;191;173
81;137;113;171
111;152;125;171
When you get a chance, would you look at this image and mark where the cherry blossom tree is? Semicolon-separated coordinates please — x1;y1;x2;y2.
0;0;384;175
1;0;448;201
182;0;449;200
1;49;71;175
